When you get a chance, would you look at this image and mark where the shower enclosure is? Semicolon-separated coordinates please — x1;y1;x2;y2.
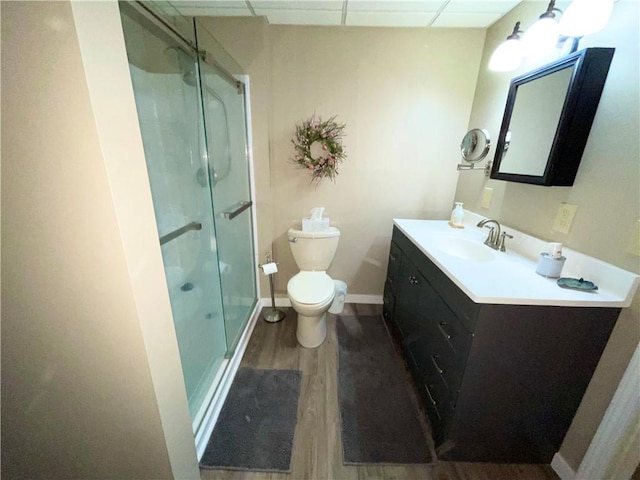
119;2;257;451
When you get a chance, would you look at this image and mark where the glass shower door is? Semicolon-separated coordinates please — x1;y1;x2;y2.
120;10;228;424
198;59;257;352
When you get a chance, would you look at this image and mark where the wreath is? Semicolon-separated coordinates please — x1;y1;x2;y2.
291;114;347;184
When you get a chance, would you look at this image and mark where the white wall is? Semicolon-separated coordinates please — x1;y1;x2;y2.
1;2;199;478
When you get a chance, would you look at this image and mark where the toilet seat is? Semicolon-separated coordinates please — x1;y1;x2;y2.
287;271;334;305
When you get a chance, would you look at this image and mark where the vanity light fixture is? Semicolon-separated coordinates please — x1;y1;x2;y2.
521;0;562;60
559;0;615;37
488;21;525;72
489;0;616;72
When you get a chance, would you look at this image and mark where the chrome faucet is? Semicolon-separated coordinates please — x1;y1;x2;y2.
476;218;513;252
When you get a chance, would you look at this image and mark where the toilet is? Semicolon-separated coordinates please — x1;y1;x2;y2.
287;226;340;348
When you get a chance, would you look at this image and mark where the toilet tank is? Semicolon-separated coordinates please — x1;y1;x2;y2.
288;227;340;271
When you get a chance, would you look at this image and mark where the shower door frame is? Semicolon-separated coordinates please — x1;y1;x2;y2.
120;1;263;460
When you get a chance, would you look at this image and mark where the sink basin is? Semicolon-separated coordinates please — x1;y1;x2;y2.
434;236;495;262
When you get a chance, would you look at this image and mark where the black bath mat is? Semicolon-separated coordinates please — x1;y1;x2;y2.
337;315;432;464
200;367;302;472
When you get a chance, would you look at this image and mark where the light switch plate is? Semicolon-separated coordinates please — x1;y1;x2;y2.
552;203;578;234
481;187;493;209
626;220;640;257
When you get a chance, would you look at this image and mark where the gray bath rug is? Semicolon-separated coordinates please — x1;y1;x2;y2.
337;315;432;465
200;367;302;472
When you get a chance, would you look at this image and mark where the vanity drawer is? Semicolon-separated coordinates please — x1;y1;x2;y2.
386;241;402;288
408;324;466;394
431;313;473;360
382;283;396;322
420;355;454;442
429;338;466;392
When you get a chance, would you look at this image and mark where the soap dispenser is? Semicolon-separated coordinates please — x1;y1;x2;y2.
449;202;465;228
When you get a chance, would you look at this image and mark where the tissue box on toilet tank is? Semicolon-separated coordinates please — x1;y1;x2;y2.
302;217;330;232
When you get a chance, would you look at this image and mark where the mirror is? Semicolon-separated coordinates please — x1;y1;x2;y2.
491;48;614;186
460;128;491;163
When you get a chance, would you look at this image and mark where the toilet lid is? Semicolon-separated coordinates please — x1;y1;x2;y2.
287;272;335;305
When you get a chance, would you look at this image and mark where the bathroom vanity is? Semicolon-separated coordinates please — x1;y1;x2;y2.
383;218;638;464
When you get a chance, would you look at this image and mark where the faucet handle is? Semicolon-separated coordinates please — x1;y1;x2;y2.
483;226;497;246
498;231;513;252
483;225;497;241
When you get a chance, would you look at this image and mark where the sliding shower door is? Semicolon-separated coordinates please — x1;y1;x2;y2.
198;58;256;352
121;5;249;431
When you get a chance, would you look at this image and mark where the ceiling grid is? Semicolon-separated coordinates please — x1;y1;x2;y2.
173;1;524;28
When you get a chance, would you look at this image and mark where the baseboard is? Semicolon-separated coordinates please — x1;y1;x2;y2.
551;452;576;480
346;294;383;304
261;297;291;307
260;295;383;308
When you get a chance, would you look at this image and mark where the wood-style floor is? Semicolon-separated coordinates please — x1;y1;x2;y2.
201;304;560;480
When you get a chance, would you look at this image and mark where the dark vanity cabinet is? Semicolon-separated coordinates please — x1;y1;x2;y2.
383;226;620;463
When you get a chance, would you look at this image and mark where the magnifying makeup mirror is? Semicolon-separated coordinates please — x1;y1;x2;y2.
457;128;492;175
461;128;490;163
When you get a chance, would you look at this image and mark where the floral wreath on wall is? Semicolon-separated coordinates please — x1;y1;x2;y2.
291;114;347;184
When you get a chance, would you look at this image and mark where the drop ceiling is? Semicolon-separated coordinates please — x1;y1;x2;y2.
172;1;524;28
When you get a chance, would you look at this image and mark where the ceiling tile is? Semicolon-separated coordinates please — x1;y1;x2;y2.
347;1;444;12
444;1;522;14
430;12;503;27
251;1;343;10
175;6;253;16
255;8;343;24
346;11;438;27
175;0;248;7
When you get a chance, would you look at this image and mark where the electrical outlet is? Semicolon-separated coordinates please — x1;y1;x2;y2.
626;220;640;257
552;203;578;234
481;187;493;209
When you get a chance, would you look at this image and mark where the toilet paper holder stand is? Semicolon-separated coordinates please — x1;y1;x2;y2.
259;253;285;323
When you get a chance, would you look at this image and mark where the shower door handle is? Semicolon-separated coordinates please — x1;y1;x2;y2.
159;221;202;245
221;200;252;220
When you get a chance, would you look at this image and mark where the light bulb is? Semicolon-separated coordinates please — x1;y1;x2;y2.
559;0;614;37
489;38;524;72
522;16;560;60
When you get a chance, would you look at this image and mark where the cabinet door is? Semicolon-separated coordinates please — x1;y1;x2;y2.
383;241;402;325
395;260;430;347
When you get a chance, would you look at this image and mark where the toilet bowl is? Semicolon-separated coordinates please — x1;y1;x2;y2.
287;227;340;348
287;271;335;348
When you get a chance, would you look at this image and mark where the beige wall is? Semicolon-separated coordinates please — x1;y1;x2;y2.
198;19;485;296
1;2;198;478
196;17;274;296
453;0;640;471
205;4;639;471
7;1;628;475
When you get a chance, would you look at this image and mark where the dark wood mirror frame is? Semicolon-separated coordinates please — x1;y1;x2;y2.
490;48;615;186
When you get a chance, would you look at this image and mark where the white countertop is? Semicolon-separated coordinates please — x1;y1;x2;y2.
394;214;639;308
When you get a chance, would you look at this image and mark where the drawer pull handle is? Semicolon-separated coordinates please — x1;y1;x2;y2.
431;355;444;375
425;384;437;407
437;321;452;341
390;253;397;262
409;275;419;285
